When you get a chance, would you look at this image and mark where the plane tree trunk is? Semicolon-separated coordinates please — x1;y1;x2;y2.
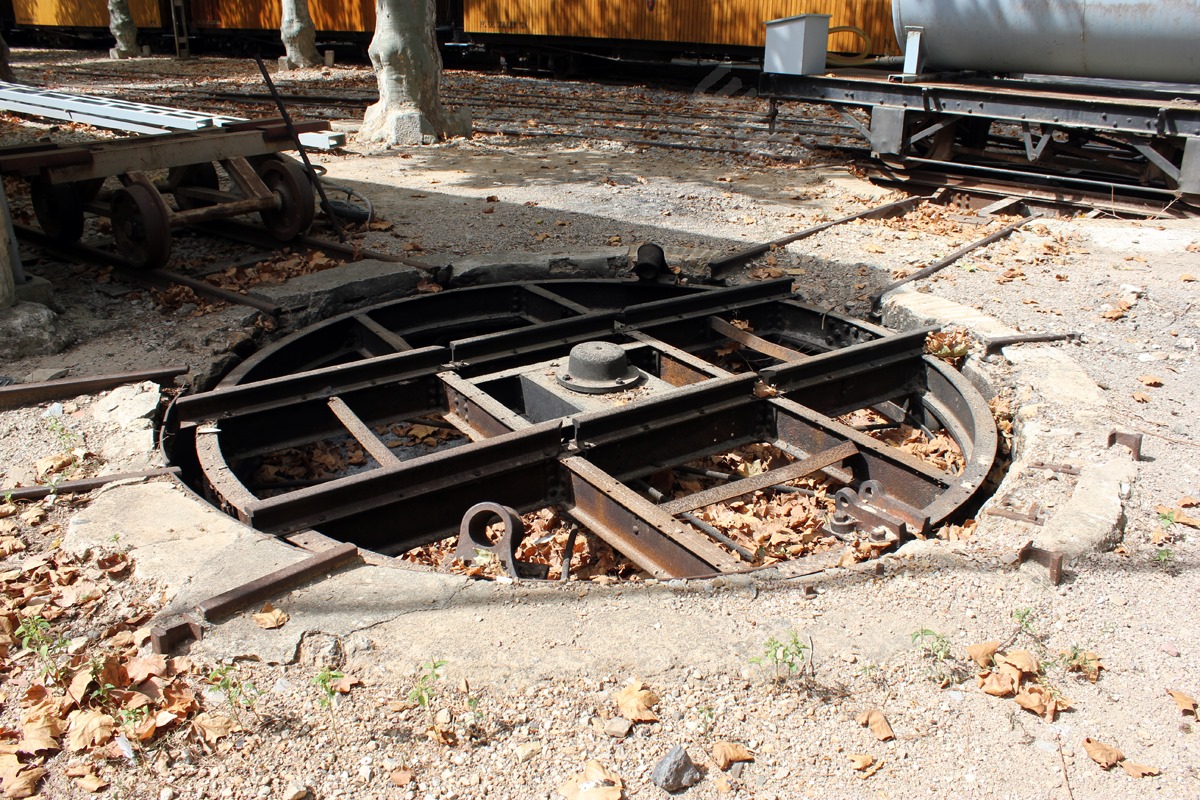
108;0;139;58
359;0;470;145
281;0;322;69
0;35;13;81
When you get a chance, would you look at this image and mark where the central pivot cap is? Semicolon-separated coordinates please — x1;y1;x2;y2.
556;341;644;394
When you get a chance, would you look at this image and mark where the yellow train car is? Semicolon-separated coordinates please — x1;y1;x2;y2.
188;0;374;35
12;0;162;29
462;0;900;57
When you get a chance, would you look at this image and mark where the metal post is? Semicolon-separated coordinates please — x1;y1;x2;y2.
253;56;347;243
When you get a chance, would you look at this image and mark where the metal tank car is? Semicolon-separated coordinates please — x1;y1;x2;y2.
760;0;1200;209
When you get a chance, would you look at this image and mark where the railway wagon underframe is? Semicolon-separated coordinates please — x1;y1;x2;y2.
761;69;1200;205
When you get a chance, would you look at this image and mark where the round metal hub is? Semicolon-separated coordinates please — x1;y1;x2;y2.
168;278;998;580
557;341;644;394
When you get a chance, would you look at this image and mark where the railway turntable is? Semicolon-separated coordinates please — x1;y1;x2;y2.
168;278;998;581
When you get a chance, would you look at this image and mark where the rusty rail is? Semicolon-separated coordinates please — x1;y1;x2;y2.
0;367;187;412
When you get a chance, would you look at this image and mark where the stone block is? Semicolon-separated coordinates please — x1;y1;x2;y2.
0;301;73;358
249;260;423;319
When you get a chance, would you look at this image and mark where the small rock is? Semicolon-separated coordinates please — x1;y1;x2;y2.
159;790;176;800
1162;643;1180;657
358;765;372;782
651;745;702;792
515;741;542;763
604;717;633;739
840;652;857;664
282;786;308;800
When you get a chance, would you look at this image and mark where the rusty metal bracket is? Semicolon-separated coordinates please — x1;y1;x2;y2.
454;502;549;581
986;502;1046;525
1028;461;1081;476
982;331;1081;355
1013;540;1065;585
830;482;910;540
1107;430;1144;461
859;480;931;538
150;614;204;655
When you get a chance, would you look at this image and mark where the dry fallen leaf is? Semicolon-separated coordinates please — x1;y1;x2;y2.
1155;506;1200;529
1062;650;1104;682
251;603;288;630
1132;391;1152;404
34;453;74;478
557;760;624;800
966;641;1000;668
66;709;115;752
16;712;64;756
126;655;167;685
1137;375;1164;387
68;765;109;793
856;709;895;741
613;682;659;723
192;712;238;746
1120;761;1161;778
1;764;46;799
332;675;362;694
978;670;1015;697
1014;685;1062;721
712;741;754;770
1083;737;1124;769
390;768;413;787
848;753;874;770
997;650;1039;676
1167;689;1197;716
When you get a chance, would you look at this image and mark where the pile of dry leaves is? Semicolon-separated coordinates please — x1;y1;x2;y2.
0;523;239;797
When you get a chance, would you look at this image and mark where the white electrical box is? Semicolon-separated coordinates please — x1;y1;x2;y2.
764;14;831;75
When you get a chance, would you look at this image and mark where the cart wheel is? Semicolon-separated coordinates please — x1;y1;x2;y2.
111;183;171;269
169;162;220;211
258;158;315;241
31;179;85;242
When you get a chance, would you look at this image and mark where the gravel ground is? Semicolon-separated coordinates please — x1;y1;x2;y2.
0;49;1198;800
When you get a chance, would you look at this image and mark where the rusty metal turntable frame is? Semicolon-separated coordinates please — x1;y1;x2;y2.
170;278;997;579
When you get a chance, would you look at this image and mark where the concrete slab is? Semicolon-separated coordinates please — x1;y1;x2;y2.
64;481;310;616
248;260;423;320
882;289;1019;340
1037;459;1138;559
448;247;628;286
1004;347;1106;411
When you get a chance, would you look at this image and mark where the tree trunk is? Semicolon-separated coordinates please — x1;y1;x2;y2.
0;34;14;82
0;183;16;310
359;0;470;145
280;0;322;70
107;0;139;59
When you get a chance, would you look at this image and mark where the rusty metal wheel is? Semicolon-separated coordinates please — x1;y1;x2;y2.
257;157;315;241
111;183;171;269
169;162;220;211
31;179;85;242
171;279;998;580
